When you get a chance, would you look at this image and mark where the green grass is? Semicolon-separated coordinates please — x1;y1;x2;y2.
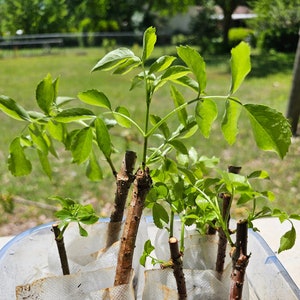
0;46;298;219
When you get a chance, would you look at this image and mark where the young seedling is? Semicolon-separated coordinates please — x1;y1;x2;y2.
51;196;99;275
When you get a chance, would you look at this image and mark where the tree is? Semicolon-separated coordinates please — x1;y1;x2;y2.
286;30;300;135
248;0;300;52
68;0;109;32
214;0;249;50
187;0;252;51
1;0;69;34
190;0;221;53
132;0;195;31
0;0;4;35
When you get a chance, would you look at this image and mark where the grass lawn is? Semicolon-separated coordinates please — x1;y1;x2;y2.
0;46;298;231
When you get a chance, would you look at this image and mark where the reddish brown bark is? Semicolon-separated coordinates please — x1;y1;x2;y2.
216;166;241;275
169;236;187;300
230;220;250;300
114;167;152;286
106;151;137;247
215;193;231;275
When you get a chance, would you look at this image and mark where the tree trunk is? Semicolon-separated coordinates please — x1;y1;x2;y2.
218;0;238;50
286;29;300;136
114;167;152;286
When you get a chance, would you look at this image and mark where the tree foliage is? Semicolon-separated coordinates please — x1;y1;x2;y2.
1;0;68;34
0;0;196;35
248;0;300;52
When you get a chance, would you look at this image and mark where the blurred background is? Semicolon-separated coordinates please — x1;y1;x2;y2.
0;0;299;235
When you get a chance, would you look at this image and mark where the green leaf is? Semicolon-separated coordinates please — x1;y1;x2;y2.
230;42;251;95
80;214;99;225
54;108;95;123
152;203;169;229
130;72;144;91
51;196;75;208
153;182;169;199
27;111;46;120
150;114;170;138
278;225;296;253
272;208;289;222
175;119;198;140
161;66;190;82
178;167;196;184
29;124;49;154
71;127;93;164
221;98;242;145
43;133;58;158
170;76;199;92
78;223;88;237
0;95;30;121
113;57;141;74
77;205;99;224
146;188;158;205
86;150;103;181
140;240;155;267
290;214;300;221
78;89;111;110
56;96;74;107
261;190;275;201
8;137;32;176
244;104;291;158
95;117;112;159
92;48;139;72
247;170;270;179
144;239;155;255
113;106;131;128
55;208;72;220
149;55;176;73
54;196;98;238
195;98;218;138
168;140;188;155
37;150;52;179
164;158;178;173
140;252;147;267
170;86;188;126
150;182;169;200
52;77;59;101
46;120;66;142
177;45;206;93
142;26;157;62
36;74;55;114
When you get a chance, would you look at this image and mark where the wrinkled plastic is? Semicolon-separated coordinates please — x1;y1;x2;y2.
143;218;249;300
144;269;229;300
16;267;134;300
0;220;146;299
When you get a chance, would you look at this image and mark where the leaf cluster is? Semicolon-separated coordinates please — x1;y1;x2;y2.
52;196;99;238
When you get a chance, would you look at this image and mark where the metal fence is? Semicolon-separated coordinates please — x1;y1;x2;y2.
0;32;172;49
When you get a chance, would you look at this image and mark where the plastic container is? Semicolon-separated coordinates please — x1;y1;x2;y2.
247;228;300;299
0;218;299;299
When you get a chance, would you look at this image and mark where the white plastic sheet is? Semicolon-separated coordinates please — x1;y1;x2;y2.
0;220;144;299
143;220;248;300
